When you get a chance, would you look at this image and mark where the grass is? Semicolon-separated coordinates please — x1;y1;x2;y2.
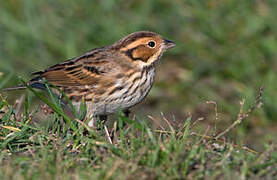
0;0;277;179
0;82;276;179
0;90;276;179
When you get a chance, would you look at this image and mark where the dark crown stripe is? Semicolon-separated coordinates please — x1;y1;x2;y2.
118;31;157;48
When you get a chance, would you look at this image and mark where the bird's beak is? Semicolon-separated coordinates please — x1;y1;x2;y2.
163;39;176;50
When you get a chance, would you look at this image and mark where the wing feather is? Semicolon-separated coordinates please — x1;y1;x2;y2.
33;48;115;87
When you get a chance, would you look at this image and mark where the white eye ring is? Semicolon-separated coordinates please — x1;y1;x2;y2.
147;41;156;48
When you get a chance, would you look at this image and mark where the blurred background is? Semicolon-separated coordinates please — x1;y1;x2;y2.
0;0;276;150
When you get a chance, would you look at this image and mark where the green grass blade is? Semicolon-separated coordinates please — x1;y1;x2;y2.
20;79;78;133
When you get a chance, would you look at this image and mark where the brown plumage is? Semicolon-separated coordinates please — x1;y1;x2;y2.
4;31;175;121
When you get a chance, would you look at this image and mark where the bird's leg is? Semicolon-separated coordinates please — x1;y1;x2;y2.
97;114;108;130
120;109;130;128
110;109;131;143
98;115;112;144
99;114;108;123
122;109;130;118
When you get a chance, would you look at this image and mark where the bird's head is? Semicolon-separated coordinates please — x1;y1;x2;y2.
113;31;175;68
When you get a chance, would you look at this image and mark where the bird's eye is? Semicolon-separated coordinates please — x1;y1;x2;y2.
147;41;156;48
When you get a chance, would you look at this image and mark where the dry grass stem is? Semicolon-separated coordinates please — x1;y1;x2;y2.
148;115;166;131
215;145;234;166
75;118;94;133
215;86;264;139
190;132;258;154
206;101;218;136
255;143;275;164
105;160;122;179
191;117;205;128
161;112;175;133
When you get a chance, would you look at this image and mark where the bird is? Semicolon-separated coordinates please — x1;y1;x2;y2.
4;31;175;125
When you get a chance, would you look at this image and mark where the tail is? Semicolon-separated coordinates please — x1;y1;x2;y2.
2;77;46;91
2;85;27;91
